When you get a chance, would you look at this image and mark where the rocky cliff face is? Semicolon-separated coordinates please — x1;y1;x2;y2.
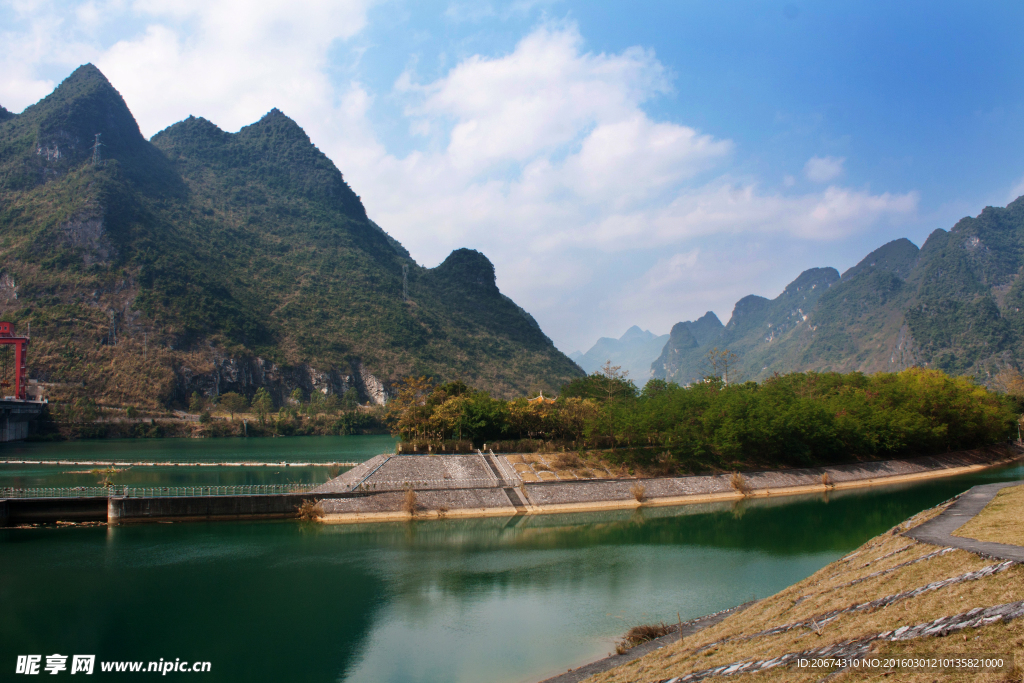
175;355;389;406
651;313;723;384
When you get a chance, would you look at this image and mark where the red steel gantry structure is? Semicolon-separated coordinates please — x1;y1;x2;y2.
0;322;29;400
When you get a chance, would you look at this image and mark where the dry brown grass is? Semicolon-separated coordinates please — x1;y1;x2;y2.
715;621;1024;683
821;471;834;488
403;488;418;515
511;451;615;480
731;471;752;495
954;484;1024;546
615;623;675;655
631;482;647;503
585;497;1024;683
296;499;325;521
513;464;541;482
553;451;584;470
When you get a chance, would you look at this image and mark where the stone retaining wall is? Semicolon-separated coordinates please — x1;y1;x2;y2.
317;445;1020;523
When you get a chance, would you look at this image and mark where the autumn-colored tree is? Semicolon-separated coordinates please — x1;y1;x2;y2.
386;376;437;442
993;367;1024;397
428;395;467;442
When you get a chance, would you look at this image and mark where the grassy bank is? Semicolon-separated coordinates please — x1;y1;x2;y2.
590;492;1024;683
954;484;1024;547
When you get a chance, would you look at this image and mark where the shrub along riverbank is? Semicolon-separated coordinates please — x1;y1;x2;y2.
387;369;1019;474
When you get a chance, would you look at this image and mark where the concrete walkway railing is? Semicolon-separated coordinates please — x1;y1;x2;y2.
353;477;521;492
1;484;321;499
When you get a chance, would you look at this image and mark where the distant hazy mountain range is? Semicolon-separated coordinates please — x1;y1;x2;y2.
570;326;669;387
577;197;1024;388
0;65;582;407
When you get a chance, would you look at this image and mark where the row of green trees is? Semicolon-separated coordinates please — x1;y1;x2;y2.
387;368;1018;470
189;386;362;423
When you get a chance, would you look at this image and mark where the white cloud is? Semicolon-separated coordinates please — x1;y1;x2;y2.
804;155;845;183
1008;174;1024;203
97;0;372;136
400;24;675;173
611;246;773;332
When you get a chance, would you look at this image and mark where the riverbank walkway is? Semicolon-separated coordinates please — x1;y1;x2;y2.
905;480;1024;562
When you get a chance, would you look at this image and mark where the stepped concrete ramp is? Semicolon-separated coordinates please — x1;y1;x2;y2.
313;454;391;493
314;454;518;494
313;454;523;519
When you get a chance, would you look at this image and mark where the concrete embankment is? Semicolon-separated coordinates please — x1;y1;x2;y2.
2;445;1018;527
316;445;1021;524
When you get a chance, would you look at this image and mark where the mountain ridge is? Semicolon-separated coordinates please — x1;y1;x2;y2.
0;64;583;408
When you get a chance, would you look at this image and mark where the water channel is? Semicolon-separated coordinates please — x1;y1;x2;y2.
1;436;1021;682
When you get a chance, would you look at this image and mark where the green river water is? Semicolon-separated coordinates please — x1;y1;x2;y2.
1;437;1021;683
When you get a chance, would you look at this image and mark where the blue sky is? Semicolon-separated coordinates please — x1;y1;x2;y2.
3;1;1023;353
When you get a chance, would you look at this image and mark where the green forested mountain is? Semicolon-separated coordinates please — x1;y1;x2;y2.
0;65;582;407
653;268;839;384
655;201;1024;385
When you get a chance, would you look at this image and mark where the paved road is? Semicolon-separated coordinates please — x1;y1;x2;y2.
904;480;1024;562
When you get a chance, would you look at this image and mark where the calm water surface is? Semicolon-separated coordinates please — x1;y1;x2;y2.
0;435;397;489
0;434;398;462
1;441;1021;683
